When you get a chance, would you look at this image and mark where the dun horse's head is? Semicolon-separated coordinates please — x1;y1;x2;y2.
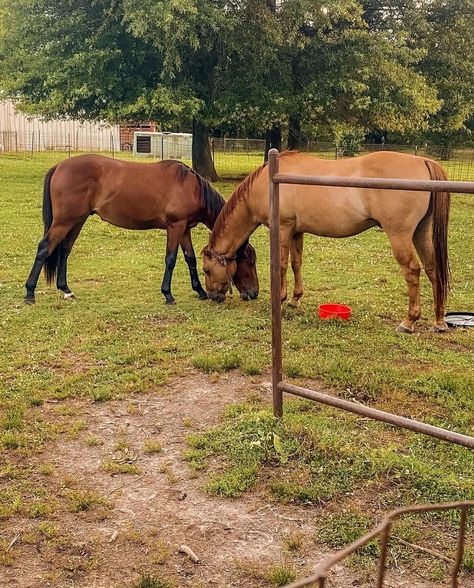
202;243;258;302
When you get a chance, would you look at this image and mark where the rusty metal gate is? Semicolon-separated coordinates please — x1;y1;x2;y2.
266;149;474;586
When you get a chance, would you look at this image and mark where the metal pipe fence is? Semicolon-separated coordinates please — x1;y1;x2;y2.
267;147;474;585
283;501;473;588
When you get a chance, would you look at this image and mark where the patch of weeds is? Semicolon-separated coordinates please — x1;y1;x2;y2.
86;435;103;446
463;548;474;572
316;511;377;557
37;522;58;539
237;559;297;586
2;407;25;431
90;388;112;402
284;531;304;553
183;448;208;471
182;417;194;428
267;563;297;586
426;560;447;581
150;539;171;564
66;490;109;513
102;460;141;475
0;494;22;519
0;431;22;449
0;540;15;566
192;351;241;373
28;501;54;519
132;573;175;588
143;438;162;454
38;463;55;476
158;464;177;484
207;465;258;497
115;438;131;452
241;359;263;376
68;419;87;436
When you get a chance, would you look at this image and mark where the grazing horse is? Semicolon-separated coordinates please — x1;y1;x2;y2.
202;151;451;333
25;155;258;305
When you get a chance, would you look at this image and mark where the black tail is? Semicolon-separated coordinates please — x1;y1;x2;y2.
42;166;59;285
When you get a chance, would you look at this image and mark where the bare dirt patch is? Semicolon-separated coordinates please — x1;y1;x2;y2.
1;372;450;587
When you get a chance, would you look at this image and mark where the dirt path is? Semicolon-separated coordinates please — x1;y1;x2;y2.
1;372;444;587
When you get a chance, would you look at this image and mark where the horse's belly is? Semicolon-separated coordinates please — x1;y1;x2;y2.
297;216;375;237
96;207;167;230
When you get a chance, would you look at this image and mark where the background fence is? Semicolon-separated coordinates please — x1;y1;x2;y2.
1;130;473;181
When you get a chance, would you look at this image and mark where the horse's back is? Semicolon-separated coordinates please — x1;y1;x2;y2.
250;151;435;236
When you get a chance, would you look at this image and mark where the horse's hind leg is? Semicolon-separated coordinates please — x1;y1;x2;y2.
288;233;304;307
161;221;187;304
413;220;448;332
56;219;87;300
180;228;207;300
386;232;421;333
279;223;294;303
25;223;73;304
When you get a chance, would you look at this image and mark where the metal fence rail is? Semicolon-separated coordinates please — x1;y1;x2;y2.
283;501;473;588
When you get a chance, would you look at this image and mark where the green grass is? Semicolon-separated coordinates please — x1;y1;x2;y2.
0;151;473;581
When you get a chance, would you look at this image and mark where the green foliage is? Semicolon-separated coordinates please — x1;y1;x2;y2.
1;1;471;142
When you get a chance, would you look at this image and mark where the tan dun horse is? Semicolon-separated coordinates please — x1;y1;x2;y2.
25;155;258;305
203;151;450;332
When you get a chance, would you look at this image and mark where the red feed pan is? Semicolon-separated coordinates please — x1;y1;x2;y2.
318;303;352;320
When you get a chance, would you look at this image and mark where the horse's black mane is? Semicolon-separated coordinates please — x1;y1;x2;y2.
160;159;224;225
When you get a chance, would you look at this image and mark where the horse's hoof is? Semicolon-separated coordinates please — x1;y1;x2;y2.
64;292;76;301
24;297;35;305
396;323;414;334
165;298;176;305
430;323;449;333
198;292;208;300
287;299;300;308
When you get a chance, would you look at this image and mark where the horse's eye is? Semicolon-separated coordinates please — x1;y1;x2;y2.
203;269;210;275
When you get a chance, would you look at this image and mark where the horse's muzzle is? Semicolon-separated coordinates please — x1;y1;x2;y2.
240;290;259;301
208;292;226;303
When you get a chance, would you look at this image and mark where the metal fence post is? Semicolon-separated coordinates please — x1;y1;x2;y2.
31;131;35;154
268;148;283;417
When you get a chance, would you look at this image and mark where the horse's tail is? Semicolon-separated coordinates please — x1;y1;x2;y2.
424;159;451;317
42;165;60;285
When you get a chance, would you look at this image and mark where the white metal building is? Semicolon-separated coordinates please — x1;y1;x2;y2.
0;100;120;152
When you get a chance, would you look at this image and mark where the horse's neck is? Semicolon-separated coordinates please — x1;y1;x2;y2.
212;202;257;256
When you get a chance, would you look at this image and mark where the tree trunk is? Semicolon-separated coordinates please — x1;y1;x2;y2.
287;116;302;150
192;119;219;181
264;125;282;161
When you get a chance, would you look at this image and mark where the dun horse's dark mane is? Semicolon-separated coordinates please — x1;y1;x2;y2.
210;150;297;246
160;160;225;223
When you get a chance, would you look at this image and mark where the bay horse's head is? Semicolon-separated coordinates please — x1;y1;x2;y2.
202;242;259;302
234;242;259;301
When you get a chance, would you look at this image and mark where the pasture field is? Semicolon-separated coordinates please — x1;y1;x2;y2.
0;152;473;587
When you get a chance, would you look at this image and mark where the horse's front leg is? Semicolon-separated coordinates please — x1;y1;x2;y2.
279;223;294;304
161;221;187;304
288;233;304;307
180;228;208;300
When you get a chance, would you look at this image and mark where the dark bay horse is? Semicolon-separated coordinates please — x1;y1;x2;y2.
202;151;450;333
25;155;258;305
